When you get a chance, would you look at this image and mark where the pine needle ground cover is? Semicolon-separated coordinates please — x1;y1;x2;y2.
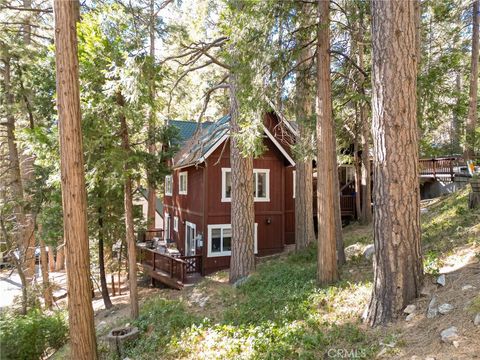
100;189;479;360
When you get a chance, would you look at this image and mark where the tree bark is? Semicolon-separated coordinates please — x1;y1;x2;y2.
367;0;423;326
332;132;345;265
117;92;139;319
53;1;98;357
38;224;53;309
294;2;315;251
98;205;112;309
48;246;55;272
55;244;65;271
356;8;372;225
228;71;255;284
464;0;479;160
146;0;157;236
316;0;338;284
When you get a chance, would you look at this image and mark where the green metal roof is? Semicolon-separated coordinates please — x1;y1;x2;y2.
168;120;214;145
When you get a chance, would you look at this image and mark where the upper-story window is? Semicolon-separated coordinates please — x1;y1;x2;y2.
221;168;270;202
165;175;173;196
179;172;188;195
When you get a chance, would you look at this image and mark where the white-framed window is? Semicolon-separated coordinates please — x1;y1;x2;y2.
164;213;171;241
221;168;270;202
165;175;173;196
173;216;179;232
207;223;258;257
179;172;188;195
221;168;232;202
293;170;296;199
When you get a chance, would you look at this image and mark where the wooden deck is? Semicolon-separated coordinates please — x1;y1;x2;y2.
137;243;202;289
419;156;470;181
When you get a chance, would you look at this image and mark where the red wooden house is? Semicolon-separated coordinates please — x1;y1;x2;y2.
162;113;297;275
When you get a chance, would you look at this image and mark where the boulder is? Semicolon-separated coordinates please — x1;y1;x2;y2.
427;296;438;318
406;313;415;322
404;304;416;314
474;313;480;326
440;326;458;343
345;243;363;259
363;244;375;260
436;274;446;286
438;303;454;315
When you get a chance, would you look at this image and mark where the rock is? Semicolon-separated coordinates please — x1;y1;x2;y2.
425;357;436;360
345;243;363;259
474;313;480;326
462;285;475;291
440;326;459;343
427;296;438;318
436;274;446;286
233;276;249;288
420;287;431;297
410;356;421;360
406;313;415;322
453;340;460;348
363;244;375;260
438;303;454;315
420;208;428;214
404;304;416;314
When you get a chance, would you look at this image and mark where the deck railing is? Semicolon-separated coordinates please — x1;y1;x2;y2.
137;246;202;286
419;157;466;179
180;255;202;274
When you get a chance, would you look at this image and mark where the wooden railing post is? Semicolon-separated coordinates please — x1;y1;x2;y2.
153;252;155;271
432;159;436;179
450;158;454;181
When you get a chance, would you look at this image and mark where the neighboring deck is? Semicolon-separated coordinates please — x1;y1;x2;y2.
419;156;471;182
137;243;202;290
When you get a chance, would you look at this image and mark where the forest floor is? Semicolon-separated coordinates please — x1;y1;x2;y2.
55;188;479;360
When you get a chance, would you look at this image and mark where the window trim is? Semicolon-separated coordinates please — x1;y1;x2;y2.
173;216;179;232
164;213;171;241
293;170;296;199
178;171;188;195
207;223;258;257
221;168;270;202
165;175;173;196
185;221;196;256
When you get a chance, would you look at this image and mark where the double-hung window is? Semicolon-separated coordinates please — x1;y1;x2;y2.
207;223;258;257
179;172;188;195
165;175;173;196
221;168;270;202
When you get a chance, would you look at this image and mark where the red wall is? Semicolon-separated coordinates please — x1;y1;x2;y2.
164;120;296;274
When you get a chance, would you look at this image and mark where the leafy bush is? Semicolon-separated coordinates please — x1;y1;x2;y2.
0;309;68;360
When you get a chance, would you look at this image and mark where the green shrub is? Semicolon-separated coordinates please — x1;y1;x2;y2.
0;309;68;360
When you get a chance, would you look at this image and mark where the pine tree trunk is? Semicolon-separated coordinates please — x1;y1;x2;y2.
367;0;423;326
316;0;338;284
332;133;345;265
357;10;372;225
452;72;462;154
465;0;479;160
48;247;55;272
146;0;157;236
55;244;65;271
228;71;255;284
294;5;315;251
117;92;139;319
53;0;98;356
98;205;112;309
39;227;53;310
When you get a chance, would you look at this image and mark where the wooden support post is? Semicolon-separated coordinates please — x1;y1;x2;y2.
111;274;116;296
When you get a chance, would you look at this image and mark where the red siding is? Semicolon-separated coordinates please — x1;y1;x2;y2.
163;114;296;274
